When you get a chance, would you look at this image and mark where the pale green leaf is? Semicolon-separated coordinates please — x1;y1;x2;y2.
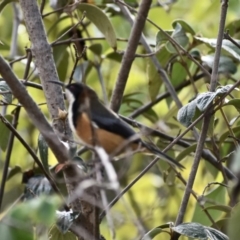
78;3;117;49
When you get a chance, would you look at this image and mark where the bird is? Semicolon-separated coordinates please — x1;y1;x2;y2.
50;81;184;169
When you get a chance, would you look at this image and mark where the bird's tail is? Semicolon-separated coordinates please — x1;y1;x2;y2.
142;141;184;169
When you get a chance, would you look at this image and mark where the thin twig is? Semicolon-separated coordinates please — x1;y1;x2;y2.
0;107;20;211
23;48;32;80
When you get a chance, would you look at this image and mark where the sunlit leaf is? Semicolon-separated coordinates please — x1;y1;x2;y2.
172;19;195;35
223;99;240;113
10;195;61;225
0;221;33;240
203;204;231;213
166;22;189;53
0;0;17;14
176;143;197;161
77;3;117;49
228;204;240;240
225;19;240;36
147;58;162;101
141;223;171;240
156;30;173;50
88;43;103;56
170;61;188;87
192;186;227;226
7;165;22;180
219;125;240;144
195;37;240;61
141;227;162;239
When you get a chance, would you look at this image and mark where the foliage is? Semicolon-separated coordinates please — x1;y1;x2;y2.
0;0;240;240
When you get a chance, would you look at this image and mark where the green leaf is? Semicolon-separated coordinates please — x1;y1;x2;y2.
176;143;197;161
141;227;162;239
170;61;188;87
88;43;103;56
219;126;240;144
166;22;189;53
192;186;227;226
57;50;70;82
177;85;235;127
177;98;197;127
156;30;173;50
0;221;33;240
10;195;62;225
49;225;77;240
156;22;189;54
228;204;240;240
7;165;22;180
225;19;240;36
195;37;240;61
172;19;195;35
0;114;13;151
201;55;237;74
172;223;228;240
223;99;240;113
0;80;12;104
147;58;162;101
38;134;49;171
78;3;117;49
172;222;207;239
141;223;171;240
203;204;232;213
205;226;228;240
142;108;159;123
230;146;240;173
104;51;122;62
0;0;17;14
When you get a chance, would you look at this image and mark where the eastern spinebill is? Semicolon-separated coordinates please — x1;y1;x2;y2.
50;81;184;169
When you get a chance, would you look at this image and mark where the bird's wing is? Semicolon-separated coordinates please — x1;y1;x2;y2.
90;101;138;141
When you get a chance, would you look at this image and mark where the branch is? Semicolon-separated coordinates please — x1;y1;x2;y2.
17;1;100;238
115;0;182;109
18;0;72;139
110;0;152;112
0;57;69;163
173;1;229;238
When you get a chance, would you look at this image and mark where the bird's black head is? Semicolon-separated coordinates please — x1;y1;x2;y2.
65;83;85;100
48;81;98;104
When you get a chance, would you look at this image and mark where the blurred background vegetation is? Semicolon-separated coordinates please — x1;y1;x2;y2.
0;0;240;239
